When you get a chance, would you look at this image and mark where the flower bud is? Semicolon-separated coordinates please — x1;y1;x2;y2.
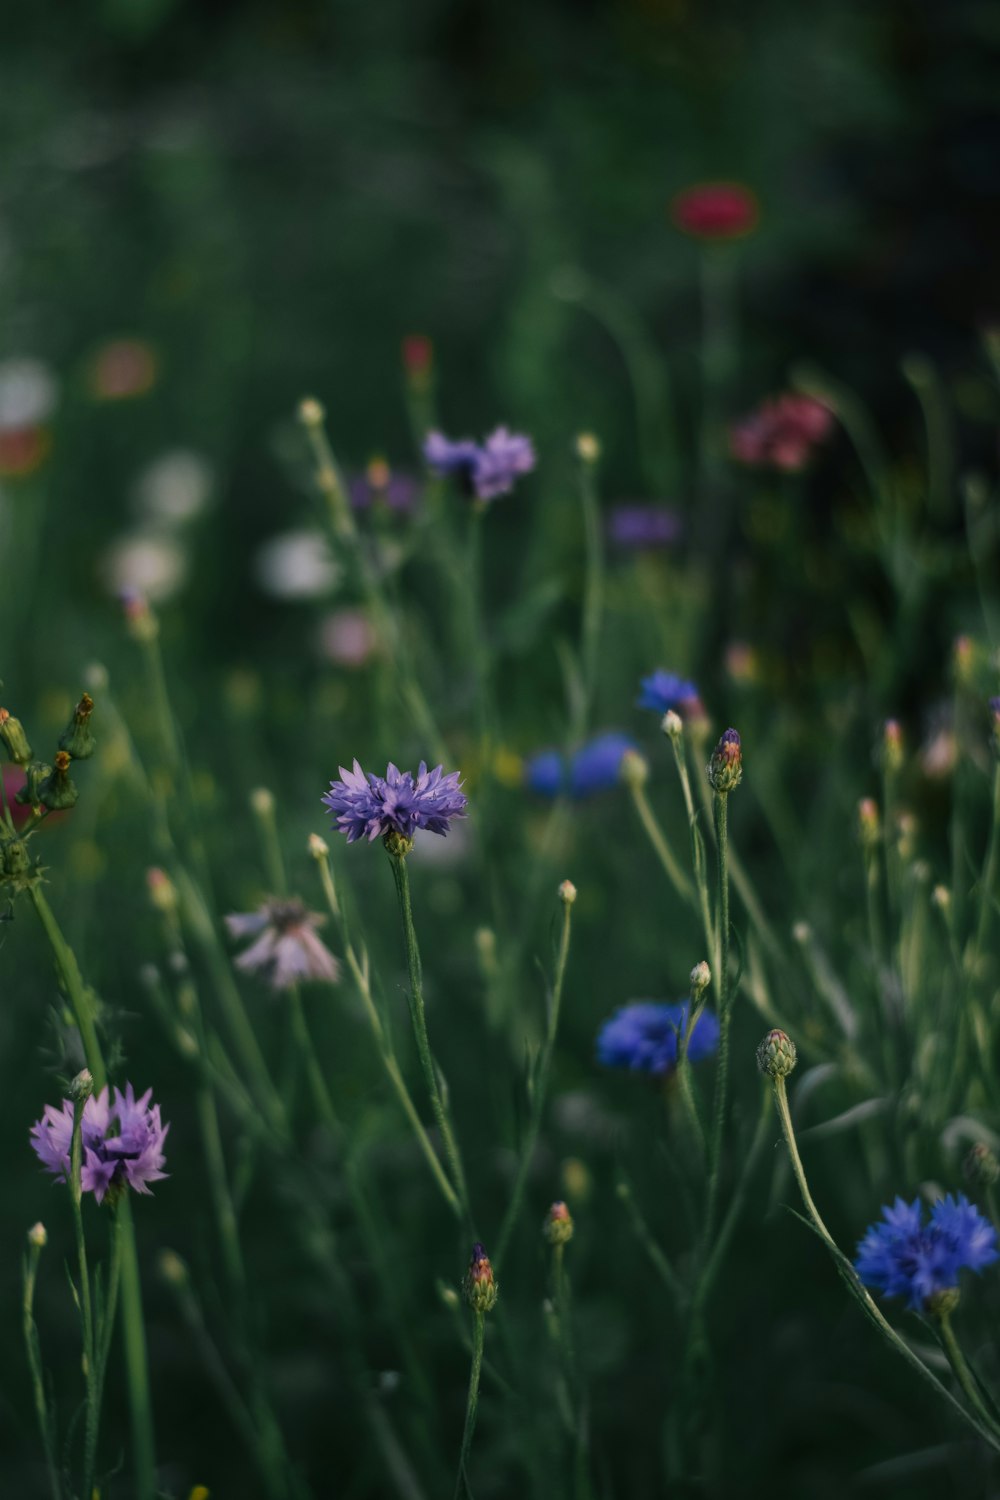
0;709;33;766
707;728;742;793
463;1242;499;1314
661;710;683;740
931;884;951;912
40;751;78;811
474;927;497;978
558;879;577;905
297;396;325;428
953;635;975;686
308;832;329;860
619;748;649;788
69;1068;94;1104
925;1287;961;1319
28;1222;47;1248
121;589;158;642
3;838;32;881
543;1200;575;1246
561;1156;592;1203
690;961;711;997
964;1142;1000;1188
250;786;275;817
401;335;433;388
158;1248;190;1287
756;1029;797;1079
857;797;880;848
382;828;414;859
146;867;178;914
881;719;903;775
574;432;601;464
436;1280;461;1311
16;761;50;809
58;693;96;761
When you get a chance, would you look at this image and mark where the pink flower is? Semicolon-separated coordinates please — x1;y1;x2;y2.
670;182;759;241
226;898;341;990
729;394;835;472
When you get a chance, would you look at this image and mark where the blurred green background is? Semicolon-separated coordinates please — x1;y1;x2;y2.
4;2;1000;1496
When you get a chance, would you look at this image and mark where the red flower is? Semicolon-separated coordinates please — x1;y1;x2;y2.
670;182;759;241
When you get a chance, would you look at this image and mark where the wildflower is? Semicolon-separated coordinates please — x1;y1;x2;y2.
543;1201;575;1246
729;393;834;472
254;529;340;601
101;533;187;605
558;879;577;905
636;671;703;718
30;1084;169;1204
225;898;341;990
318;608;379;669
424;426;535;502
133;450;214;526
88;338;158;401
463;1242;499;1313
569;733;636;797
349;458;420;514
524;735;638;800
597;1001;720;1076
854;1194;998;1311
323;760;467;846
707;728;743;793
670;182;759;240
608;504;682;550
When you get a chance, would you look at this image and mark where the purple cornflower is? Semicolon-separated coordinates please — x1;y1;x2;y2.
225;898;341;990
424;426;535;502
597;1001;720;1076
349;458;420;514
30;1084;169;1204
608;505;682;550
323;760;467;845
855;1194;998;1311
637;670;703;718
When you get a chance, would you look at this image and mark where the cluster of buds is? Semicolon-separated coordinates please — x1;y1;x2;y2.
543;1201;575;1247
463;1243;499;1315
707;729;743;793
756;1029;798;1080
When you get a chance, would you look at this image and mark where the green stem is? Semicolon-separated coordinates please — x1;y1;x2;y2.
577;451;605;736
615;1181;686;1311
773;1074;1000;1453
704;791;731;1247
973;762;1000;963
23;1233;62;1500
71;1100;98;1500
935;1310;1000;1440
626;778;695;907
453;1311;486;1500
389;852;471;1222
289;984;339;1134
314;850;461;1218
28;885;105;1087
668;734;716;976
495;894;574;1267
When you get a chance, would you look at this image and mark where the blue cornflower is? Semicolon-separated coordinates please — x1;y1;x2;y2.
524;733;638;801
854;1194;998;1311
597;1001;720;1076
637;670;702;717
424;426;536;502
569;732;637;797
524;749;566;797
608;505;682;550
323;760;467;845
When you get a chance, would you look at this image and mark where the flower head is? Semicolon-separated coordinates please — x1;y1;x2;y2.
670;182;759;240
349;459;420;514
637;671;703;719
708;728;743;793
225;898;341;990
597;1001;720;1077
523;734;637;801
608;505;682;550
463;1242;499;1313
855;1194;998;1311
30;1084;169;1205
323;760;467;847
424;426;535;502
729;394;835;472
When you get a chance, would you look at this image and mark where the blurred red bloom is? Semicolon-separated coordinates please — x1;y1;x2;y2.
670;182;759;240
729;393;835;472
0;426;50;477
401;334;433;378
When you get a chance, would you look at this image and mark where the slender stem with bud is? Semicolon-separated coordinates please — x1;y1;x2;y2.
70;1096;99;1500
389;852;471;1222
23;1230;61;1500
703;791;731;1245
625;774;695;906
454;1310;486;1500
934;1310;1000;1440
495;888;574;1268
